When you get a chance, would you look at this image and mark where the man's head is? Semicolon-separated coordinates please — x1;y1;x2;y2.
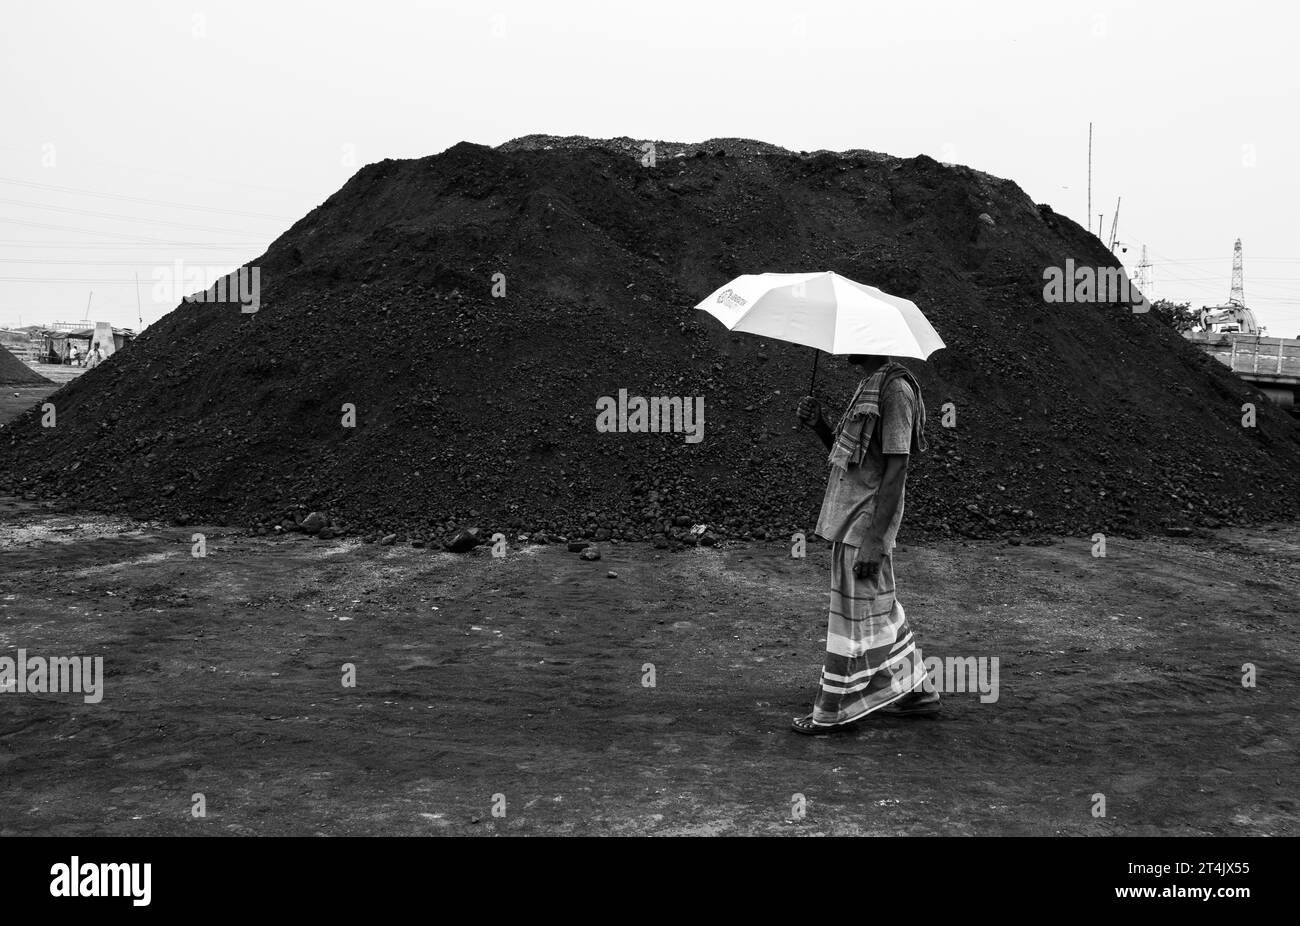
846;353;889;373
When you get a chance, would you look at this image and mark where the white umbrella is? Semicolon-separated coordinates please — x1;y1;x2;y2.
695;270;944;391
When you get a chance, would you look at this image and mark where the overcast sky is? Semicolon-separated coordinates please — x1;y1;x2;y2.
3;0;1298;337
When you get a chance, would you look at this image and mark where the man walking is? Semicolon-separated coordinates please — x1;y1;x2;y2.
790;353;939;734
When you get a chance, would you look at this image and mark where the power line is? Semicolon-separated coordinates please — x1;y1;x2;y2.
0;277;207;284
1159;276;1300;284
0;144;316;197
0;217;248;244
0;258;244;266
0;254;241;262
0;197;270;235
0;177;294;221
0;242;263;248
1121;255;1300;263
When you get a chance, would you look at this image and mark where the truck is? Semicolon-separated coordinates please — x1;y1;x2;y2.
1183;328;1300;414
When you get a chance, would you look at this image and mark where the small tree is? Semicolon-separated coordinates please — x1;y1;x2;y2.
1149;298;1196;332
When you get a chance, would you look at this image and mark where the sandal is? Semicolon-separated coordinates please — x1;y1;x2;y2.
791;713;859;735
878;689;942;717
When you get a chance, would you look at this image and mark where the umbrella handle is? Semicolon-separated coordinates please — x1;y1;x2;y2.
808;348;820;396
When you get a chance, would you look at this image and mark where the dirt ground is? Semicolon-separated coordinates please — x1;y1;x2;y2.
0;495;1295;836
0;364;82;428
0;387;57;427
27;363;85;386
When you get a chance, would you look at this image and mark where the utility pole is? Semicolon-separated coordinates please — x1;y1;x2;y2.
1087;122;1092;232
1229;238;1245;307
1135;245;1153;298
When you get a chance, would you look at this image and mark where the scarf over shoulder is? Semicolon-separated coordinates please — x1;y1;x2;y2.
827;361;927;471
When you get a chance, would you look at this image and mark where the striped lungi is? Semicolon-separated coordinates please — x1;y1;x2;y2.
811;541;925;726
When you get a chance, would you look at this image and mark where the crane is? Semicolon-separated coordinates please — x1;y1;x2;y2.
1106;197;1121;251
1199;304;1259;335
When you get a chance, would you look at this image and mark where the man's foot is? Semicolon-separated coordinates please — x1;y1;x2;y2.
790;712;871;735
790;713;834;735
879;688;941;717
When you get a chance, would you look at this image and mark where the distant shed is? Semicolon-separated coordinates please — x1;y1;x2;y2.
42;324;135;363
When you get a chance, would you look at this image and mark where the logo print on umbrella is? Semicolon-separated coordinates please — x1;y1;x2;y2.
716;289;747;309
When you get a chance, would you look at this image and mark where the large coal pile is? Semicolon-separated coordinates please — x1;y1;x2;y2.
0;345;50;386
4;136;1300;545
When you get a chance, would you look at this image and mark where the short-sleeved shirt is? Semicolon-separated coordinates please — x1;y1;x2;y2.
814;378;914;549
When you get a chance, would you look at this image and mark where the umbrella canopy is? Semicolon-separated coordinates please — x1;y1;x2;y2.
695;271;945;359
